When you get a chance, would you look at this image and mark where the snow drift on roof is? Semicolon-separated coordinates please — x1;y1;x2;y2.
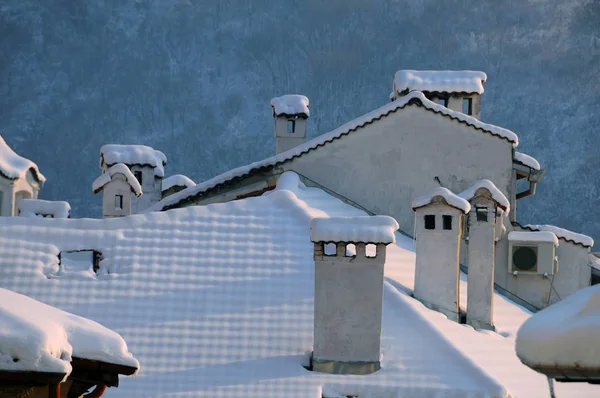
508;231;559;246
0;288;139;376
394;70;487;95
514;151;541;171
270;95;310;117
310;216;398;244
412;187;471;213
92;163;143;196
19;199;71;219
459;179;510;213
151;91;518;212
523;224;594;248
516;284;600;368
100;144;167;177
0;134;45;183
162;174;195;192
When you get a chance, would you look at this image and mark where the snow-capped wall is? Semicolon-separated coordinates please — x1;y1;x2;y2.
19;199;71;219
162;174;195;192
310;215;398;244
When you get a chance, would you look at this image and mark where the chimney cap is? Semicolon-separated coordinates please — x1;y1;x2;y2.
270;95;310;118
412;187;471;214
458;179;510;212
310;216;398;244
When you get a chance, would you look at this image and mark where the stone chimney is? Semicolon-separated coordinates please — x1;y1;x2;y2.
270;95;309;155
412;187;470;322
459;180;510;331
392;70;486;119
92;163;143;218
309;215;399;375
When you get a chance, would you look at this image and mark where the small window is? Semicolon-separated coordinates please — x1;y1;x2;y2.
424;215;436;230
463;98;472;115
366;244;377;258
287;120;296;134
115;195;123;210
134;171;143;185
437;98;448;107
442;215;452;230
476;207;488;222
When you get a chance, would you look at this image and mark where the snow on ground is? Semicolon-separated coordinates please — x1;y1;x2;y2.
150;91;519;212
162;174;195;192
0;288;139;377
100;145;167;177
514;151;541;171
508;231;559;246
459;179;510;212
412;187;471;213
93;163;143;196
523;224;594;248
20;199;71;219
309;216;398;243
516;284;600;368
0;171;598;397
0;134;45;182
394;70;487;94
270;95;310;117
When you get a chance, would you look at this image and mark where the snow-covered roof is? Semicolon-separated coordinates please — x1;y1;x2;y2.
1;172;597;397
522;224;594;248
514;151;541;171
0;134;46;183
270;95;310;118
412;187;471;213
309;215;398;244
459;179;510;212
100;144;167;177
394;70;487;95
0;288;139;377
508;231;559;246
19;199;71;219
162;174;196;192
152;91;518;212
516;284;600;371
92;163;143;196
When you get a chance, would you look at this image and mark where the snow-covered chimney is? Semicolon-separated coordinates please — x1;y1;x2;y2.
459;180;510;331
310;215;398;375
92;163;143;218
270;95;309;155
412;188;470;322
392;70;487;119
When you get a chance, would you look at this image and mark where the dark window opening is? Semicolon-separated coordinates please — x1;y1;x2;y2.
287;119;296;134
134;171;143;185
476;207;488;222
115;195;123;210
442;215;452;230
437;98;448;107
463;98;473;115
424;215;436;230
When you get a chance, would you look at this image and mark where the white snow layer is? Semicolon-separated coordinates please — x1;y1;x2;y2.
514;151;541;171
92;163;143;196
270;95;310;117
151;91;518;212
162;174;195;192
100;144;167;177
516;284;600;368
19;199;71;219
1;171;598;397
0;288;139;376
508;231;559;246
459;179;510;213
524;224;594;248
309;215;398;244
0;134;46;182
394;70;487;94
412;187;471;213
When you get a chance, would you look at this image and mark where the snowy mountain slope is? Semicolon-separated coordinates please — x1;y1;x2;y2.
0;0;598;243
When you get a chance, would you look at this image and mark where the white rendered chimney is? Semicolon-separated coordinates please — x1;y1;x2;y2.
412;187;470;322
309;215;398;375
270;95;309;155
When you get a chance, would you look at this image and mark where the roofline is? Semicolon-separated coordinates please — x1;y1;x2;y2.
0;370;66;384
512;221;592;248
399;89;482;97
159;95;517;211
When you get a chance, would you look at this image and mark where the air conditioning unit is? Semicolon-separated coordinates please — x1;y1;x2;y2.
507;231;559;275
